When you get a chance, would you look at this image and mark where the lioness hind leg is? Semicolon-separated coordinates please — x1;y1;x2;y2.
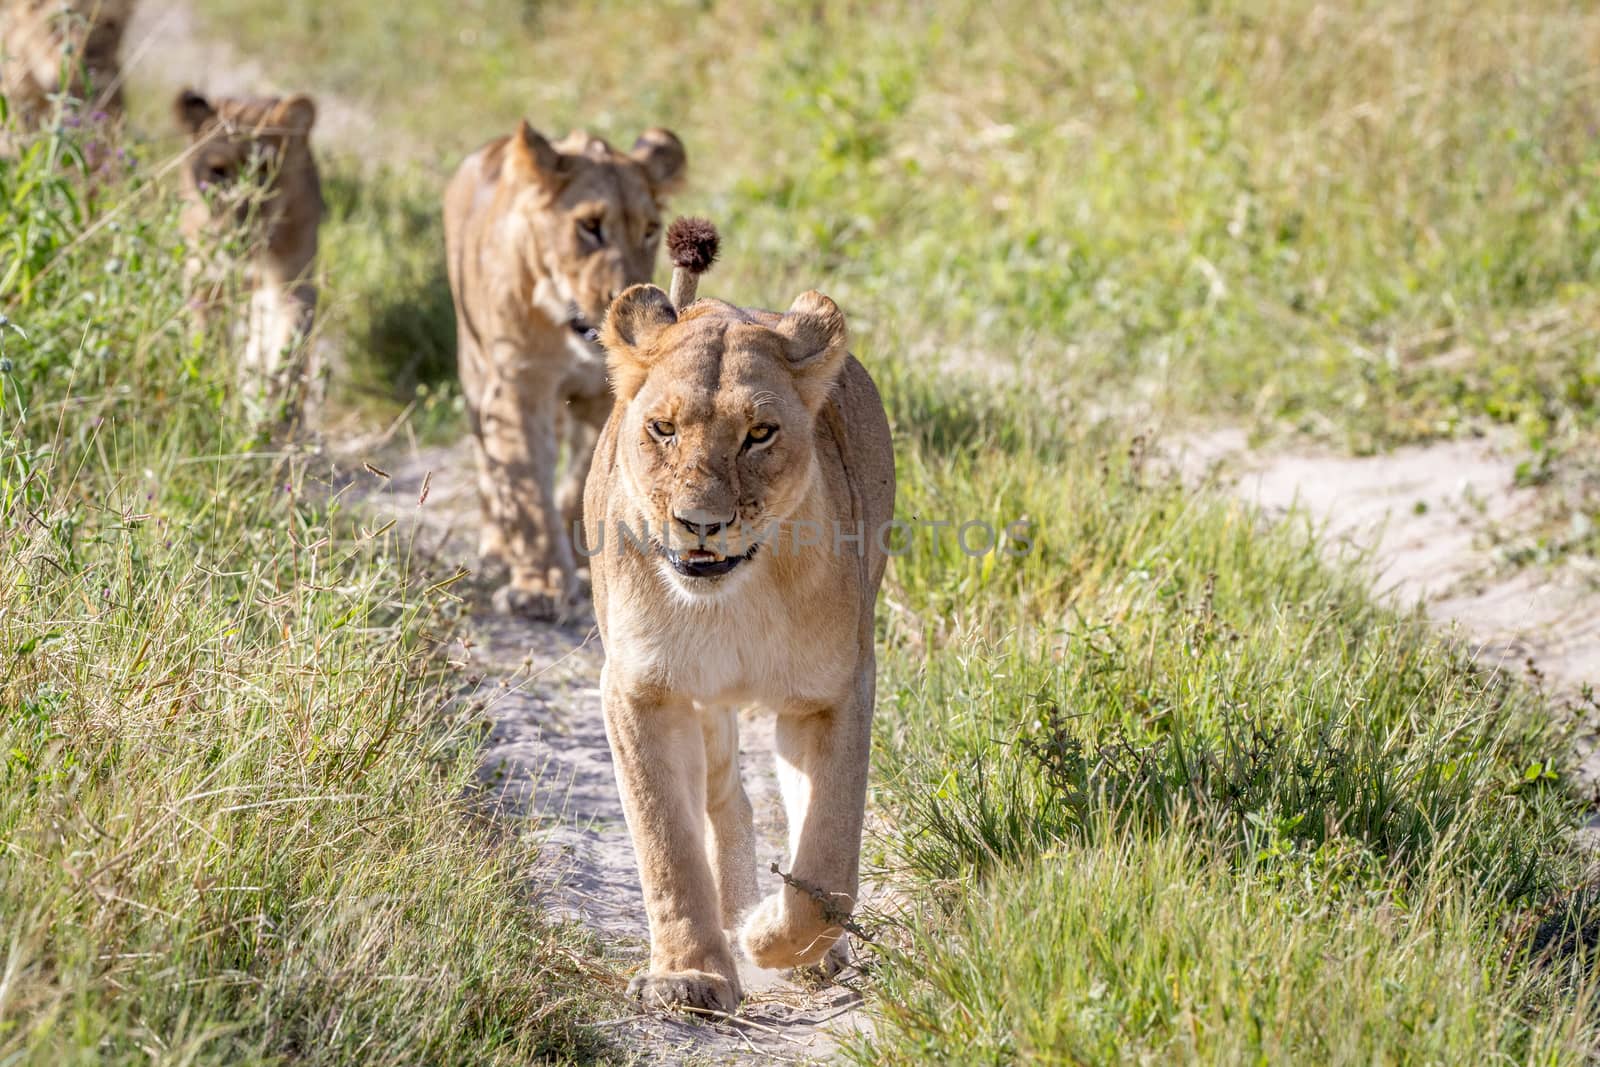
741;674;873;971
604;679;741;1013
702;706;758;930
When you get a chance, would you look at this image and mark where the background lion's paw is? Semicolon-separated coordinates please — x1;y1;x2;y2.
491;583;562;621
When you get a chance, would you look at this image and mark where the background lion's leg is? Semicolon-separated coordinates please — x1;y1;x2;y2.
475;363;575;618
557;387;611;538
604;681;741;1012
701;705;758;930
456;340;508;571
741;669;873;970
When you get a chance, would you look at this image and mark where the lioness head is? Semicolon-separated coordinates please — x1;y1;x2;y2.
498;122;686;337
600;286;850;595
173;89;318;237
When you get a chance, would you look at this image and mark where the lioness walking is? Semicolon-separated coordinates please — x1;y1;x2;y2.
584;234;895;1012
444;121;686;619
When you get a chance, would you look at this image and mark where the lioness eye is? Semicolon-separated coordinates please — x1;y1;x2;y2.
650;419;676;438
643;222;660;243
580;217;605;245
746;424;777;447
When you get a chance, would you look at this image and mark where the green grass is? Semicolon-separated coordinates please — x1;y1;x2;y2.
9;0;1600;1061
0;122;608;1062
859;374;1595;1060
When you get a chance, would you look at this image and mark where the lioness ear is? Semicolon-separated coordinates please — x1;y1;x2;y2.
631;128;687;196
174;88;215;136
775;291;849;411
602;285;678;401
268;94;316;137
507;120;568;188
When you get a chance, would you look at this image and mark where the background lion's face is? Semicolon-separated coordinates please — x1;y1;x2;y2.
601;291;851;588
173;91;317;238
502;125;685;336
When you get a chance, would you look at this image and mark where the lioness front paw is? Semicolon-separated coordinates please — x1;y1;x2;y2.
740;891;843;971
627;968;740;1015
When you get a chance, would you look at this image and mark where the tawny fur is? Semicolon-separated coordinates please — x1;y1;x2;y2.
174;89;323;421
585;287;895;1013
0;0;132;134
443;121;685;620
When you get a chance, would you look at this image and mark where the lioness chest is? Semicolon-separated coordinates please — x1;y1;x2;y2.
604;563;862;709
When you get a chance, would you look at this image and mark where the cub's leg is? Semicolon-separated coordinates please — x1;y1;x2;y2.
701;706;758;930
604;677;741;1012
741;669;873;970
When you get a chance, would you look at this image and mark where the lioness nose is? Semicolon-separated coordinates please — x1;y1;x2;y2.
675;508;733;538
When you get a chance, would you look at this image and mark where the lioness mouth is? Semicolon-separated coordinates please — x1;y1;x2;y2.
659;543;760;579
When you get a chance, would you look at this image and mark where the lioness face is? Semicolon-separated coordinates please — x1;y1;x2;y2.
601;288;850;596
501;123;686;337
173;90;316;237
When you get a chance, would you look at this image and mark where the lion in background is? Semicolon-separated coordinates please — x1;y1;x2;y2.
444;121;686;619
0;0;132;133
585;277;895;1013
174;88;324;425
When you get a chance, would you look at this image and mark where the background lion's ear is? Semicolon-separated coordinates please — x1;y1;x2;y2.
631;128;687;196
507;120;568;189
775;291;849;412
174;88;214;136
602;285;678;401
269;94;316;137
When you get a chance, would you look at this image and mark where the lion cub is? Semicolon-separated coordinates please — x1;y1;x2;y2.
443;122;686;620
1;0;132;135
174;89;324;422
585;268;895;1013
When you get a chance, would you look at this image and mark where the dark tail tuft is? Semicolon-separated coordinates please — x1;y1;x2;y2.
666;216;720;275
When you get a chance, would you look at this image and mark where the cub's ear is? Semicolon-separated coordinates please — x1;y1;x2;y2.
602;284;678;401
631;128;686;196
268;94;317;137
174;88;215;136
775;291;849;412
507;119;569;188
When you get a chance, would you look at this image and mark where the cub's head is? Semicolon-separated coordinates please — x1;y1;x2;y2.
173;89;318;234
496;122;686;338
601;286;849;595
